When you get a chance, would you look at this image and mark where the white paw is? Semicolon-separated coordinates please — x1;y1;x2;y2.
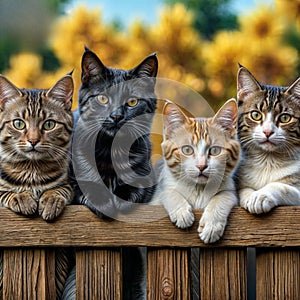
198;215;226;244
169;205;194;228
243;191;277;214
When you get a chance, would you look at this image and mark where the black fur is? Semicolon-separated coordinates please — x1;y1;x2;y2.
70;48;158;218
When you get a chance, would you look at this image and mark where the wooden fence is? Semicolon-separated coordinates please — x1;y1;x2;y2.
0;205;300;299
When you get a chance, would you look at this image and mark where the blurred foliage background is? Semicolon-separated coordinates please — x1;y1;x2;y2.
0;0;300;111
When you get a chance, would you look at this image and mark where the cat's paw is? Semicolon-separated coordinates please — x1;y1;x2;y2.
39;192;67;221
198;215;226;244
8;191;38;216
169;205;194;228
243;191;277;214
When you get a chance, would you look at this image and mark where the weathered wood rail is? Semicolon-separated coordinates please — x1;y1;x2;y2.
1;205;300;299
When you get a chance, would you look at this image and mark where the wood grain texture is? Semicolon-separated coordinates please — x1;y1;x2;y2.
0;206;299;247
76;249;122;300
198;248;247;300
147;248;190;300
256;249;300;299
3;248;56;300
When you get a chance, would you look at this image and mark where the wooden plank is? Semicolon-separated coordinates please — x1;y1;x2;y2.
76;248;122;300
256;249;300;299
147;248;190;300
0;206;299;247
3;248;56;300
199;248;247;299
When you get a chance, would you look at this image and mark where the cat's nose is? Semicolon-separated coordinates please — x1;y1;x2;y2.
110;114;123;122
197;164;207;172
28;139;39;147
263;130;274;138
110;108;124;123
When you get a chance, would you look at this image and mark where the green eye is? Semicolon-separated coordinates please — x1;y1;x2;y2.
209;146;222;156
127;98;139;107
181;145;194;156
97;95;109;104
43;120;56;131
13;119;26;130
279;113;291;123
250;111;263;121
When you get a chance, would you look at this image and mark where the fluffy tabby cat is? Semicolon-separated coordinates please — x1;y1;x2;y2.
153;99;240;243
71;47;158;217
237;65;300;213
0;74;74;300
0;74;74;220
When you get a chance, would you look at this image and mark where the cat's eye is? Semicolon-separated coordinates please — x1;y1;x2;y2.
209;146;222;156
127;98;139;107
250;111;263;121
97;95;109;104
13;119;26;130
279;113;291;123
181;145;194;156
43;120;56;131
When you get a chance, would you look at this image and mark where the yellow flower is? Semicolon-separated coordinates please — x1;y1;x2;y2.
4;53;43;88
239;6;285;42
241;40;298;85
275;0;300;20
202;31;246;98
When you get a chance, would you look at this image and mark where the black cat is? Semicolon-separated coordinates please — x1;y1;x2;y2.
71;47;158;218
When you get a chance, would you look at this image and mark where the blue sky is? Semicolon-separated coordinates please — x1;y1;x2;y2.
65;0;274;26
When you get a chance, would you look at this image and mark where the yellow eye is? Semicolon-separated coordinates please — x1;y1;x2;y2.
279;113;291;123
13;119;26;130
250;111;263;121
181;145;194;156
43;120;56;131
209;146;222;156
97;95;109;104
127;98;139;107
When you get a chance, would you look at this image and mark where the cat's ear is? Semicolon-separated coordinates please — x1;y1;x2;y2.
0;75;22;109
212;98;238;136
81;48;107;84
46;74;74;110
237;65;262;103
163;102;188;138
285;77;300;98
132;53;158;78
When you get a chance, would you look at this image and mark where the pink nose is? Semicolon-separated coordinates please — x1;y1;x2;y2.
263;130;274;138
197;164;207;171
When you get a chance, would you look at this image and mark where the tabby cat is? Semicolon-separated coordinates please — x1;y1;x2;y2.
71;47;158;218
237;65;300;213
153;99;240;243
0;74;74;300
0;74;73;220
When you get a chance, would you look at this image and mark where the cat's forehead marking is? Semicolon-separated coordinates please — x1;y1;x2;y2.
21;89;45;118
260;84;285;112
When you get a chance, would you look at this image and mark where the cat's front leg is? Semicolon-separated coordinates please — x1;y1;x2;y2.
239;187;257;212
198;191;237;244
162;190;194;229
39;185;72;221
240;183;300;214
0;190;38;216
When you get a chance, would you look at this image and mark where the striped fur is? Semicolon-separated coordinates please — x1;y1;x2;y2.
0;74;74;299
153;99;240;244
0;74;74;221
237;65;300;214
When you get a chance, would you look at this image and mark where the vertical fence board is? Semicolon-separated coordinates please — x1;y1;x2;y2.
256;249;300;300
147;248;190;300
3;248;55;300
199;248;247;300
76;248;122;300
